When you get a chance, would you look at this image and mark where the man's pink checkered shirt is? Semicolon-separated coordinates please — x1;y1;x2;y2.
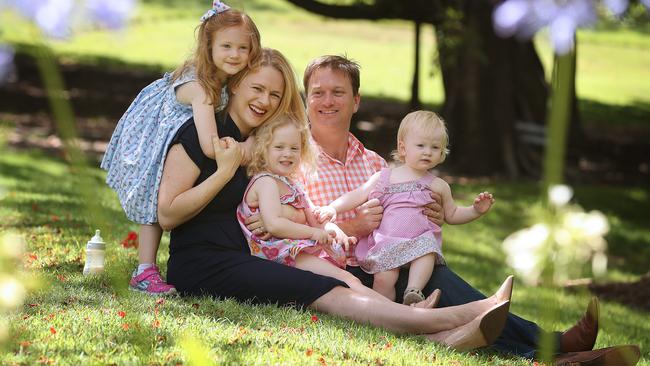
304;132;387;266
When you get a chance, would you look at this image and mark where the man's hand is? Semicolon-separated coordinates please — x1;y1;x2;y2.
342;198;383;238
423;191;444;227
244;213;271;240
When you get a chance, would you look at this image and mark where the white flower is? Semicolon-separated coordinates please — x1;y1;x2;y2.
548;184;573;207
0;233;26;260
0;276;26;309
503;223;550;284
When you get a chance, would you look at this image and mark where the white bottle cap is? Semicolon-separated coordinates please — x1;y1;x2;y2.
87;229;105;249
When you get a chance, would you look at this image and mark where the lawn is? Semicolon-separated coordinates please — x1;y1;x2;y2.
1;0;649;127
1;145;648;365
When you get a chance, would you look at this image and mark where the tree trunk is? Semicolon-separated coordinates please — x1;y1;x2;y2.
434;1;549;176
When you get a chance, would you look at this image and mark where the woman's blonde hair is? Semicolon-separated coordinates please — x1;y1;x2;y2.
391;110;450;164
172;9;261;107
228;48;307;126
246;115;318;181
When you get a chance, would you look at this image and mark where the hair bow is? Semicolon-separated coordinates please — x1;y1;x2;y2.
200;1;231;22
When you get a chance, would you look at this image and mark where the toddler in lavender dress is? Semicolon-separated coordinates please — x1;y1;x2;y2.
317;111;496;305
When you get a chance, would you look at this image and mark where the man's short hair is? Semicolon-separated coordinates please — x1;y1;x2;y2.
303;55;361;96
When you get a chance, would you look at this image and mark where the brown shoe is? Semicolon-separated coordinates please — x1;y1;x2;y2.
560;297;599;352
554;345;640;366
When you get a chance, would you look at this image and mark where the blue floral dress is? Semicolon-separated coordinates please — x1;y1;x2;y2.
101;69;227;224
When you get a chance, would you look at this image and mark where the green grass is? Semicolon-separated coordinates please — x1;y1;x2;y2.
2;0;649;128
1;147;648;365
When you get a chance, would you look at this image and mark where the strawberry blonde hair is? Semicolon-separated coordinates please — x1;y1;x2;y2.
246;115;318;181
391;110;450;164
172;9;261;107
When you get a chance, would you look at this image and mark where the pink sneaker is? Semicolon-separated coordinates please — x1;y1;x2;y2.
129;265;177;296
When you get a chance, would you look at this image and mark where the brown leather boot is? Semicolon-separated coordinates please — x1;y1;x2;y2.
554;345;640;366
560;297;599;353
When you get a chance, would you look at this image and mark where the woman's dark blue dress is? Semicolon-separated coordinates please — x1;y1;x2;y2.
166;113;345;307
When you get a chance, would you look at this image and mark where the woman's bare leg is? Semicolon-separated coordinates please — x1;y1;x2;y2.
139;223;162;265
296;253;394;303
373;269;399;301
310;286;504;335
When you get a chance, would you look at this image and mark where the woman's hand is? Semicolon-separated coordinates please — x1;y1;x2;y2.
245;213;272;240
213;135;242;178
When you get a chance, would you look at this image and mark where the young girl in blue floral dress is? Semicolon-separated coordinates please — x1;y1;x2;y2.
101;1;261;295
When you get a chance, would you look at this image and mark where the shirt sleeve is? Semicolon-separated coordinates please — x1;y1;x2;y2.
170;119;205;168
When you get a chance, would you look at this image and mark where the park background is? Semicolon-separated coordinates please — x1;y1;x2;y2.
0;0;649;364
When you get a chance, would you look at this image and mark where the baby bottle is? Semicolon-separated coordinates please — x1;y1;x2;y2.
83;229;105;275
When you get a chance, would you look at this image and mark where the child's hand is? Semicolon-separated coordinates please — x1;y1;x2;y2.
239;135;255;166
473;191;495;214
324;222;357;253
213;135;242;177
311;228;335;246
314;206;337;223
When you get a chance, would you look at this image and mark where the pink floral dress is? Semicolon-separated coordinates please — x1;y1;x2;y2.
355;168;444;274
237;173;346;268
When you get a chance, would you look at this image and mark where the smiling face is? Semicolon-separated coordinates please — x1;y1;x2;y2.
211;25;251;81
228;65;285;135
306;67;360;134
265;123;302;177
398;128;445;172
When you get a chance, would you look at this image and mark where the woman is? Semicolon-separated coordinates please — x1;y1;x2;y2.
157;48;511;350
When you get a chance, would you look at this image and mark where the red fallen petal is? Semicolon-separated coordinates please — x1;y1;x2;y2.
311;315;319;322
57;275;66;282
51;215;59;222
152;320;160;328
28;303;39;308
117;311;126;318
49;327;56;334
305;349;313;356
127;231;138;240
28;253;38;260
156;298;165;305
122;323;130;330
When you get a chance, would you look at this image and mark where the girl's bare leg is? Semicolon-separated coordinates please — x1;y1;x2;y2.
373;269;399;301
406;254;435;291
295;253;394;304
310;286;508;337
138;223;162;265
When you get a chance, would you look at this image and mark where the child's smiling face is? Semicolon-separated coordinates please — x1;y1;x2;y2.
265;123;302;177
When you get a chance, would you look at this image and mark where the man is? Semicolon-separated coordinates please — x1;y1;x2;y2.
300;55;639;366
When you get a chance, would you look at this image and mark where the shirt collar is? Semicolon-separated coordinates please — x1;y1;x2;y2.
318;132;365;165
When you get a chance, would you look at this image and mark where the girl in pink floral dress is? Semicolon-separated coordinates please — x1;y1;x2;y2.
237;116;430;304
317;111;495;305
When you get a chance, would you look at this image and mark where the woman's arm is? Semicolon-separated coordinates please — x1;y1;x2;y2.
176;81;219;159
255;177;332;244
157;136;241;231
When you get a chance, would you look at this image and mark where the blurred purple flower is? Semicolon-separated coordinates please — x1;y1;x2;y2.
10;0;41;19
493;0;601;55
34;0;74;39
0;45;16;86
86;0;136;30
642;0;650;9
603;0;629;17
550;15;577;55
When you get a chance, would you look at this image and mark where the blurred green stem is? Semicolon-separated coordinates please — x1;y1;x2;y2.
543;51;575;191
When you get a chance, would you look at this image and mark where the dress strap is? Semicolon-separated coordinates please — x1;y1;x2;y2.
244;173;303;206
368;168;392;199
